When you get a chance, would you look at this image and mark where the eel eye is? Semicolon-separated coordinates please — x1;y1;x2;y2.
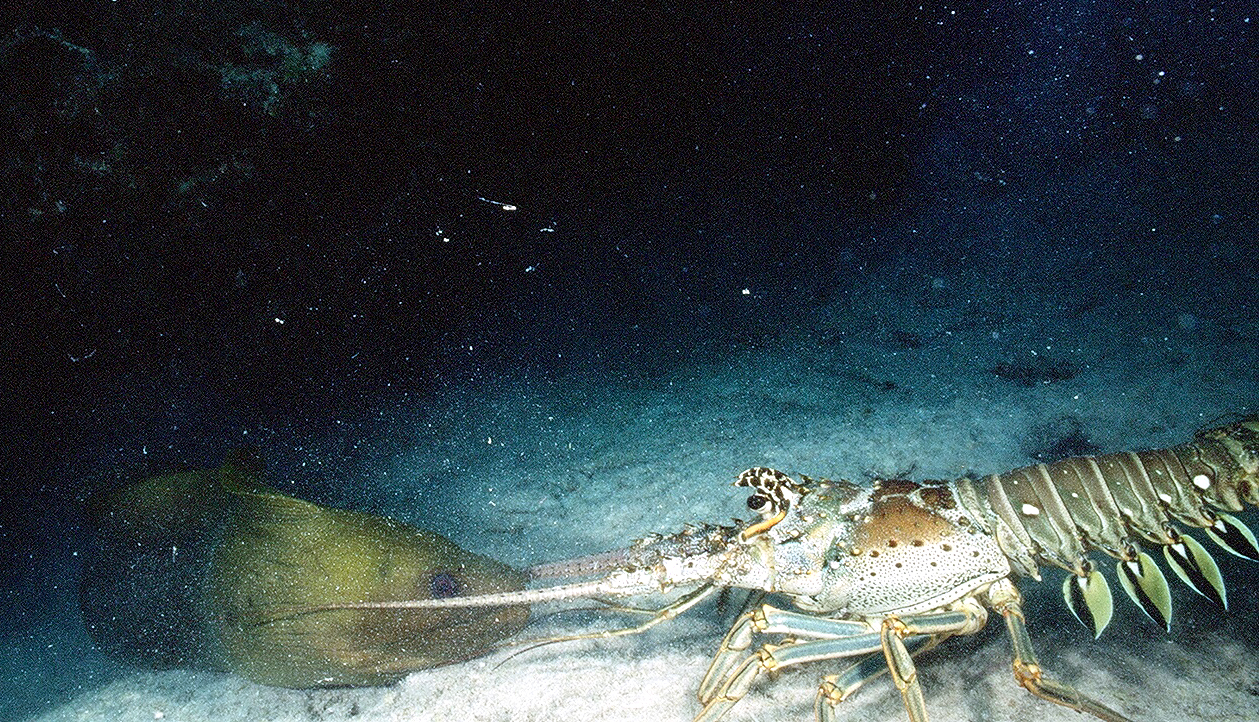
429;572;461;599
747;494;770;511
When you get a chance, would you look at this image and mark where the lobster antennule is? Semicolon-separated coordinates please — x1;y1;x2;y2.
254;573;675;629
274;578;617;615
528;548;633;580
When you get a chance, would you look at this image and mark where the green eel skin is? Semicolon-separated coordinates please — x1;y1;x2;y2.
79;453;529;688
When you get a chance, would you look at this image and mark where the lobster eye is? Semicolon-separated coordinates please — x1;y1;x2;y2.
429;572;461;599
747;494;770;511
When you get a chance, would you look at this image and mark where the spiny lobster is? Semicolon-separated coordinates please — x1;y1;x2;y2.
267;417;1259;722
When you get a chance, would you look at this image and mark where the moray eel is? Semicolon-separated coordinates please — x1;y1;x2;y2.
79;453;529;687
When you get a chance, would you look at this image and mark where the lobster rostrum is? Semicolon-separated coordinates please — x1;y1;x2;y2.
273;417;1259;722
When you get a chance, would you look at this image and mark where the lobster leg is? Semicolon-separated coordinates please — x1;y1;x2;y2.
698;604;871;702
876;604;989;722
694;603;987;722
987;579;1134;722
881;618;931;722
815;635;944;722
695;605;875;722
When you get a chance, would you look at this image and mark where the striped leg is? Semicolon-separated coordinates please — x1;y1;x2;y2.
695;602;987;722
986;579;1134;722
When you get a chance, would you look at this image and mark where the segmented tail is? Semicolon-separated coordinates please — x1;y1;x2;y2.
956;417;1259;635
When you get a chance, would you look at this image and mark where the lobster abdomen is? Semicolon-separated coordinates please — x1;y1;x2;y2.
957;417;1259;633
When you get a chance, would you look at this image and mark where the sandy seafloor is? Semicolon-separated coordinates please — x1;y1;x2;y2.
10;166;1259;722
